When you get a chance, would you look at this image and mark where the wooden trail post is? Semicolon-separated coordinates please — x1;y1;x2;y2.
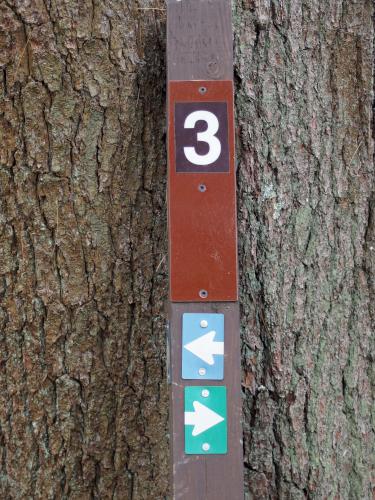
167;1;243;498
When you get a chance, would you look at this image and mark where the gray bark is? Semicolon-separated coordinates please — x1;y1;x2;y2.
0;0;373;499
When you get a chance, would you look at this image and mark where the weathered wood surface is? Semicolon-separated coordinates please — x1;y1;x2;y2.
167;0;232;81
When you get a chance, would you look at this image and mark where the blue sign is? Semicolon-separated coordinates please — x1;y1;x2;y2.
182;313;224;380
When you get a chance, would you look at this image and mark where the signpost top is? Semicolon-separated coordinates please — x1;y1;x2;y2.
167;0;233;81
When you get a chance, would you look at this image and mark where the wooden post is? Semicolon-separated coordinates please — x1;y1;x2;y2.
167;1;243;498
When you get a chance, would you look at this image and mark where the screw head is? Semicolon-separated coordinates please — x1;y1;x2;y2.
200;319;208;328
198;183;207;192
199;86;207;94
199;289;208;299
202;443;210;451
198;368;206;376
202;389;209;398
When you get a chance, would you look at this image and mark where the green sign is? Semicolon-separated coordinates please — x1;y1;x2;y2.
184;386;227;454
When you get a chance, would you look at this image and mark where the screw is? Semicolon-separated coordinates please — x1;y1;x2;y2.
198;368;206;376
198;183;207;192
202;443;210;451
202;389;209;397
200;320;208;328
199;86;207;94
199;289;208;299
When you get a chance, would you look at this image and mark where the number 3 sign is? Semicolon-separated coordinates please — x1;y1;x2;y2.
168;80;237;302
175;102;229;172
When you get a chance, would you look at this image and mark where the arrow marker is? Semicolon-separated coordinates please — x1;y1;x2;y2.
184;330;224;365
184;401;224;436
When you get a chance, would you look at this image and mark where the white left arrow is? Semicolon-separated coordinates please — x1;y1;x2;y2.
184;330;224;365
184;401;224;436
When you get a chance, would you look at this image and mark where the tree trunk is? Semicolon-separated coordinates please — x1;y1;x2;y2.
234;1;374;498
1;1;168;498
0;1;373;499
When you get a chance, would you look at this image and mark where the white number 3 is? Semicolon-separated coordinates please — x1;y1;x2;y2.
183;110;221;166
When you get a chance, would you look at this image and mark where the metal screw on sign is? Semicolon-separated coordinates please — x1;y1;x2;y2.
202;443;210;452
198;184;207;192
199;86;207;94
199;289;208;299
201;389;209;398
198;368;206;376
200;319;208;328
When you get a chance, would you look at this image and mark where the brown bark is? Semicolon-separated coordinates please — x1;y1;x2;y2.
0;0;373;499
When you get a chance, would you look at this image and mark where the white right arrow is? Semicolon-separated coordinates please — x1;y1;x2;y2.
184;401;224;436
184;330;224;365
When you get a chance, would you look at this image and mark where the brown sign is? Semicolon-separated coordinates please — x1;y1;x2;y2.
168;80;238;302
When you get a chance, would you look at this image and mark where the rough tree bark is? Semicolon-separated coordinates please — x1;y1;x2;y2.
0;1;373;499
1;1;168;498
234;1;374;498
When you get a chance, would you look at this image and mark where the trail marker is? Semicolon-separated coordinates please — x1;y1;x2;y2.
184;386;227;454
168;80;237;302
182;313;224;379
167;1;243;498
